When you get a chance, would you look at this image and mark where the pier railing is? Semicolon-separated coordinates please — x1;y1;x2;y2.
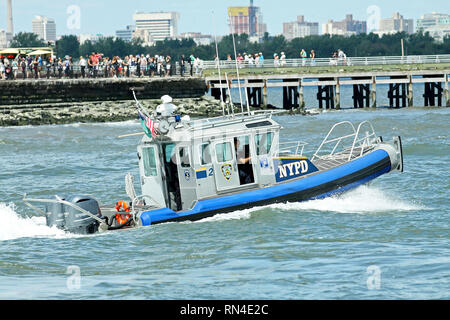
12;54;450;81
202;54;450;71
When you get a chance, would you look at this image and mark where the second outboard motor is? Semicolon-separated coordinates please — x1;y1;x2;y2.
45;195;102;234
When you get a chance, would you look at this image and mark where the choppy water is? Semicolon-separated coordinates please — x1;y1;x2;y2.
0;105;449;299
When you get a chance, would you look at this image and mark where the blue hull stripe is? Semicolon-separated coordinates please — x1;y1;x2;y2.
140;149;391;226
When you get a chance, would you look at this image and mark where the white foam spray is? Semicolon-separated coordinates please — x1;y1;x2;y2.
195;185;423;223
0;202;68;241
269;185;424;214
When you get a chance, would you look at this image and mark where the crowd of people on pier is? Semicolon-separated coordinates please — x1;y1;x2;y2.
0;48;348;80
220;49;320;68
0;52;205;80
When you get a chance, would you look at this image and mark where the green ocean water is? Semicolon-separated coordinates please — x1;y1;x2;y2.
0;105;448;299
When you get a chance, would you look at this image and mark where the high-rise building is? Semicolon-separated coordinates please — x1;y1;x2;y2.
375;12;414;36
417;12;450;30
116;25;136;42
323;14;367;36
133;12;179;42
228;1;267;39
417;12;450;41
283;15;319;40
32;15;56;42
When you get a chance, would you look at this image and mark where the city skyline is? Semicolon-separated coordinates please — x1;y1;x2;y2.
0;0;449;38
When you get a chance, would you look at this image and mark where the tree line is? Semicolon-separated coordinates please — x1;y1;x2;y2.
9;31;450;61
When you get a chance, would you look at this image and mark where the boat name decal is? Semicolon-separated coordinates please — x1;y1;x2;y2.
274;158;319;182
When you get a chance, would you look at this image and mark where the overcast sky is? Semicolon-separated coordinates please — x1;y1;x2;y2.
0;0;448;37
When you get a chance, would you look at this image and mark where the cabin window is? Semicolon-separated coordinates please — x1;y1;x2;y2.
200;143;212;165
234;136;251;162
164;144;176;164
142;147;157;176
255;132;274;155
215;142;233;163
179;146;191;168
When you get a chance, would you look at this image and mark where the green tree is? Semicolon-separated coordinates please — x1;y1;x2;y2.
10;32;46;48
56;35;80;58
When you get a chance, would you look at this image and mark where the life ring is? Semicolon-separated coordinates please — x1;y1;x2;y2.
114;200;132;226
115;200;130;213
115;213;131;225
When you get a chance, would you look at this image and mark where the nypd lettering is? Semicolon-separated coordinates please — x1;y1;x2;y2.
274;157;318;182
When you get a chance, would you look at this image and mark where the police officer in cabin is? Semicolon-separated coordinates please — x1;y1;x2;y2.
234;138;254;185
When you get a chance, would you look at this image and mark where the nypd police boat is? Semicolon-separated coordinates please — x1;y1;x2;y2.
23;94;404;235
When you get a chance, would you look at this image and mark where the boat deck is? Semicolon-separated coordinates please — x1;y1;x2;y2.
312;146;374;171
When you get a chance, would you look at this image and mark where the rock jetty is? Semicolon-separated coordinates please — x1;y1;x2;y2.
0;96;264;126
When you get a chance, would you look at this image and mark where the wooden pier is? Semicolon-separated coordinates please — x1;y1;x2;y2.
206;70;450;109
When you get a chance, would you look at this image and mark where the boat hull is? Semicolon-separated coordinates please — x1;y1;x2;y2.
139;148;393;226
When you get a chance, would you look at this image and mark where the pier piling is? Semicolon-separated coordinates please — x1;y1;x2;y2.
445;74;450;107
408;75;414;107
335;79;341;109
371;77;377;108
205;69;450;110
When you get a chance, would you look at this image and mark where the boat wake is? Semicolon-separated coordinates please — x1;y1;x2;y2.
194;185;423;224
269;185;424;214
0;202;69;241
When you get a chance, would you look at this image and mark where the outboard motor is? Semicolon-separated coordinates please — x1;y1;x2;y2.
45;195;102;234
45;196;66;229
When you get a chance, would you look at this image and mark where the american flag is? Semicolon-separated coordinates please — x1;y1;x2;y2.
138;110;157;138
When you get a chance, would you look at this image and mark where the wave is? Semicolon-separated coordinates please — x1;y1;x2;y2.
186;185;422;225
269;185;424;214
192;207;257;224
0;202;69;241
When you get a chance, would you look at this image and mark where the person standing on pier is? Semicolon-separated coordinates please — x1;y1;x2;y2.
310;50;316;66
33;57;40;79
274;53;280;67
189;54;195;76
165;55;172;77
0;60;5;80
63;56;70;78
280;52;286;67
12;58;18;79
79;56;87;78
45;57;52;79
92;53;100;78
20;58;27;79
57;58;63;78
180;54;186;77
140;54;147;77
301;49;307;66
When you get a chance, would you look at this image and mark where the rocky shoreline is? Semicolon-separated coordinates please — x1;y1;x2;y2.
0;96;307;127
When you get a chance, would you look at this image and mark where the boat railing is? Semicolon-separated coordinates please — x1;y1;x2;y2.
312;121;378;162
277;141;309;157
186;109;285;131
347;121;378;161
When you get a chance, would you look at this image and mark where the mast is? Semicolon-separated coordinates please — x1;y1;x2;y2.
212;11;225;116
229;14;245;115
